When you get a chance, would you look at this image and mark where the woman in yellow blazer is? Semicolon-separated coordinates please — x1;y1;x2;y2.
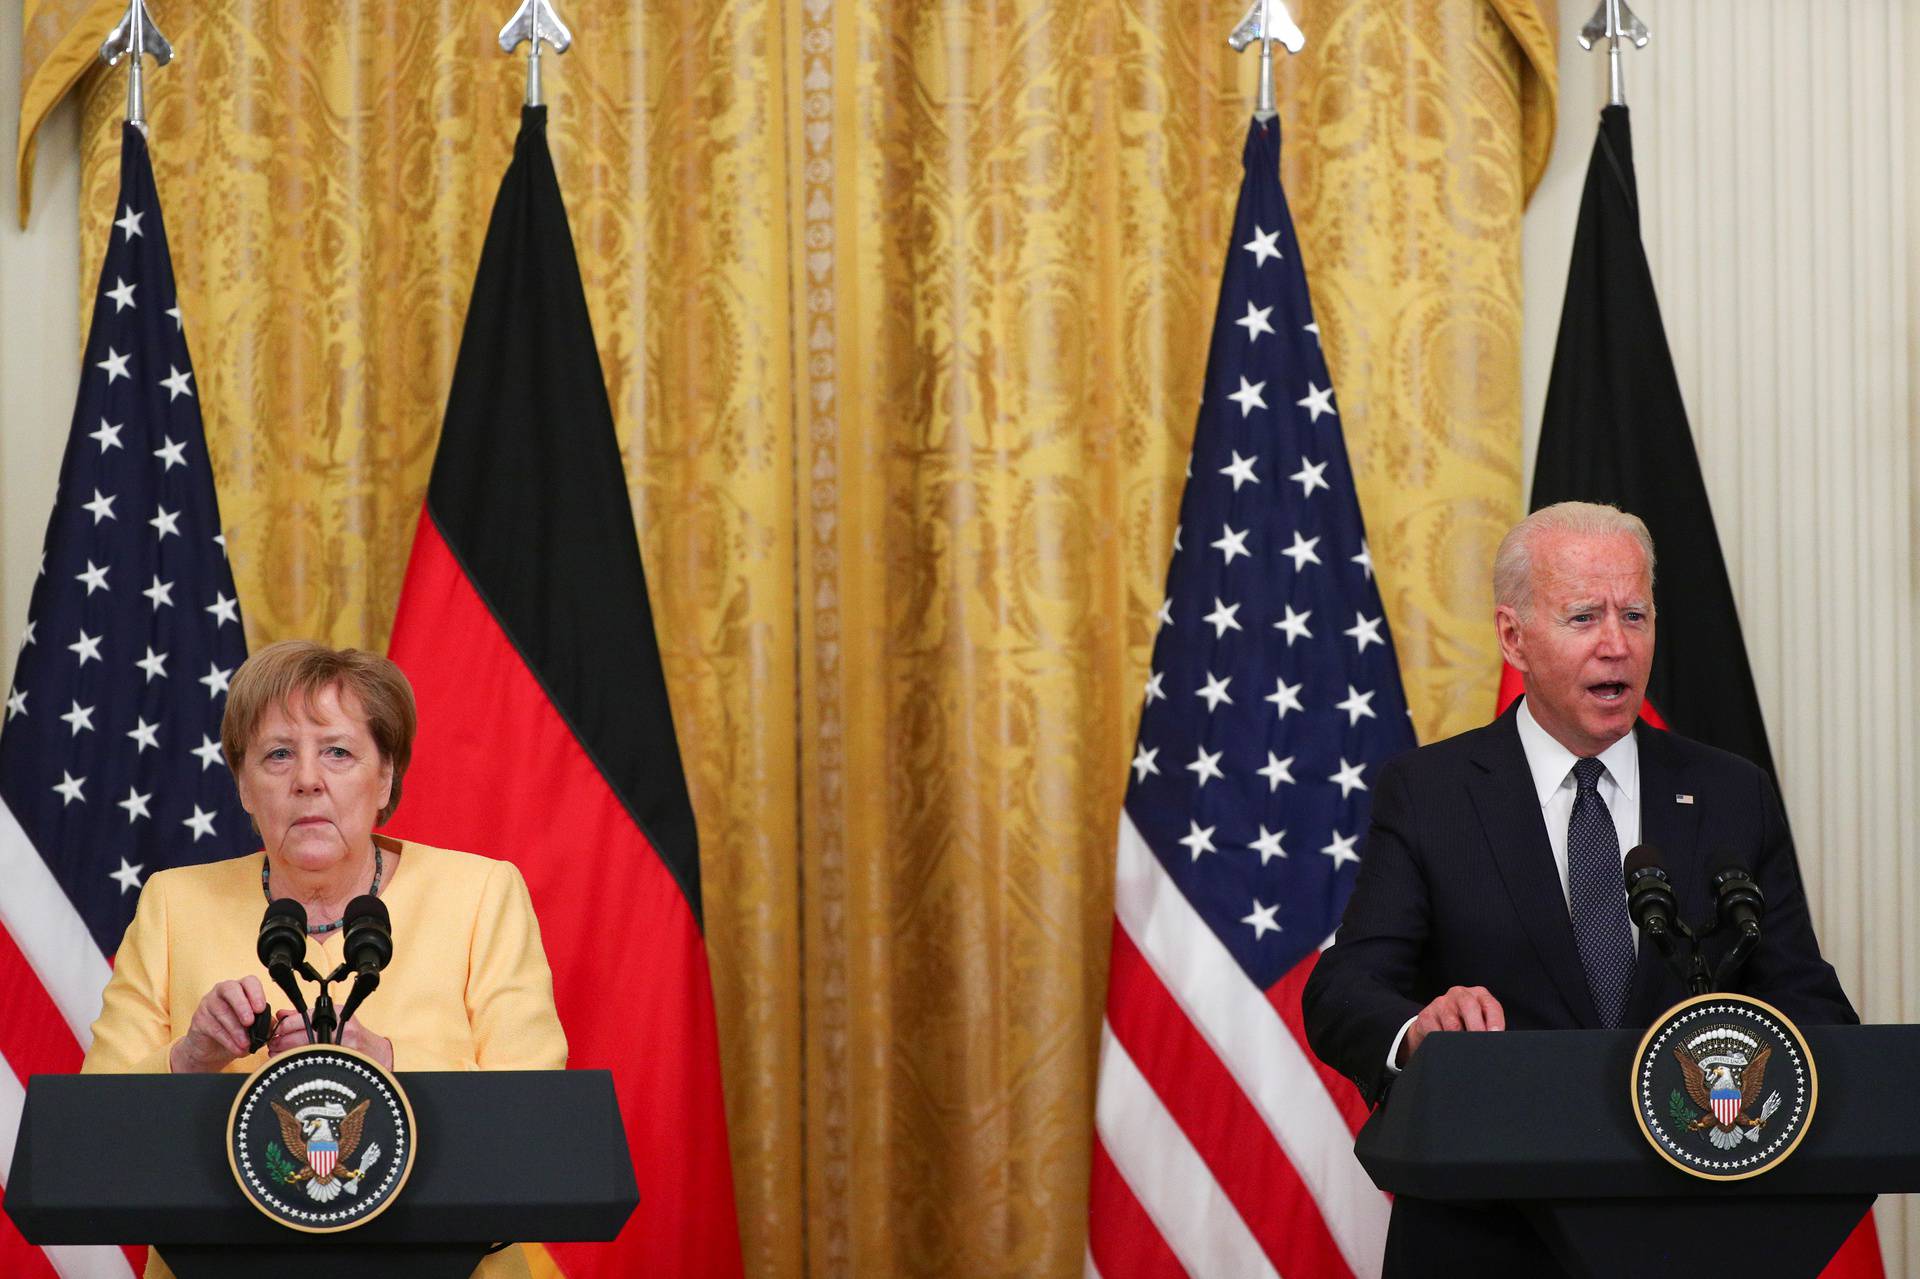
83;640;566;1279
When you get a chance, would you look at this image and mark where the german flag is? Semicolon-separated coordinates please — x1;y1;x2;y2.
387;106;741;1277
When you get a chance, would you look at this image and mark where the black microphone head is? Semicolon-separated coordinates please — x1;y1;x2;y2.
1709;853;1765;916
1623;844;1668;881
342;894;392;975
258;898;308;972
1622;845;1679;936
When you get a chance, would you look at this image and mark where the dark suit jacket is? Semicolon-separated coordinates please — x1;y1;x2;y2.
1304;700;1856;1108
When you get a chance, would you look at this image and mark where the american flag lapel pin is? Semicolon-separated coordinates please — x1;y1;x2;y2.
1676;794;1694;805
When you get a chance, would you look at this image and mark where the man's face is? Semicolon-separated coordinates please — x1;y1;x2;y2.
1496;530;1654;757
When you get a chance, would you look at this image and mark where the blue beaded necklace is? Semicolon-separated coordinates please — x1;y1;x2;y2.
259;846;384;935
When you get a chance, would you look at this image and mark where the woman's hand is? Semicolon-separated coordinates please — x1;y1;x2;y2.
170;976;268;1073
266;1010;393;1070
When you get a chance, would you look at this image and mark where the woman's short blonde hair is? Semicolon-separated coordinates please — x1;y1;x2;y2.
222;640;418;824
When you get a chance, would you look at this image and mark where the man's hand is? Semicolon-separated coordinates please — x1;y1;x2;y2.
1401;986;1505;1064
171;976;268;1073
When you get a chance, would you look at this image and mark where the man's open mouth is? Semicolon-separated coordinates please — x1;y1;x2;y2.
1589;682;1628;702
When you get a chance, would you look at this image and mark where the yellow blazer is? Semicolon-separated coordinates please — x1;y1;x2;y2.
83;835;567;1278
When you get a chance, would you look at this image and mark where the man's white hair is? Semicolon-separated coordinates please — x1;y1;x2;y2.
1492;501;1656;617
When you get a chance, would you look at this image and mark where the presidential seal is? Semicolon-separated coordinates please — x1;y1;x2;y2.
227;1045;416;1231
1630;993;1816;1181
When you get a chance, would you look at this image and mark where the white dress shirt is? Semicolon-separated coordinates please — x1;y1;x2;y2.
1385;699;1640;1072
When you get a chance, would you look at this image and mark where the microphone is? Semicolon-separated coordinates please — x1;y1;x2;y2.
1623;845;1709;995
257;898;307;976
335;895;393;1036
256;898;313;1042
1623;845;1680;942
1710;857;1766;940
341;895;392;977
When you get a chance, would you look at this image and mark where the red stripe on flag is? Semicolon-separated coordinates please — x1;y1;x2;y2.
387;519;740;1279
1266;956;1372;1138
1496;664;1667;728
1104;922;1355;1279
1087;1136;1188;1279
1821;1212;1885;1279
0;923;84;1079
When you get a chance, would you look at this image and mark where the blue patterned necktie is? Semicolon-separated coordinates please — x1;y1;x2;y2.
1568;757;1634;1027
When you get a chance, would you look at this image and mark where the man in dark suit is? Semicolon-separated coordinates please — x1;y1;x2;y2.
1302;501;1855;1274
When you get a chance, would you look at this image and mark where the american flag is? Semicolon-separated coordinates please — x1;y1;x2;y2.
1086;118;1415;1279
0;125;251;1279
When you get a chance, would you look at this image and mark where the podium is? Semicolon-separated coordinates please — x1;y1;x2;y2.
5;1070;638;1279
1354;1025;1920;1277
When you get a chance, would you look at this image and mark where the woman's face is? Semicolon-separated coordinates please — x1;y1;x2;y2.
235;682;392;880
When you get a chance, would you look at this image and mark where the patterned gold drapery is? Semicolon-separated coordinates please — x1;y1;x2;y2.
19;1;1553;1274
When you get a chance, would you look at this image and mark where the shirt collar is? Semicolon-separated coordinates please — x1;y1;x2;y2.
1514;696;1640;809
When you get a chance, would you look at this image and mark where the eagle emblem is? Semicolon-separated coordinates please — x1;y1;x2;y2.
270;1088;383;1202
1673;1024;1783;1151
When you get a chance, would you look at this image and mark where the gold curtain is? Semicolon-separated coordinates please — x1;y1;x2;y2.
20;1;1552;1274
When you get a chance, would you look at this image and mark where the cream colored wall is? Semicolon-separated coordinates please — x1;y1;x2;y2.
1;4;81;696
1522;4;1919;1270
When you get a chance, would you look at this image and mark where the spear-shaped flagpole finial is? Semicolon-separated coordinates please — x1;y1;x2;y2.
100;0;174;133
1228;0;1306;122
1579;0;1650;108
499;0;575;109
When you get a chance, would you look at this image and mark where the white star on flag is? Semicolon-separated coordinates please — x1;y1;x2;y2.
1328;757;1368;799
1335;684;1377;726
200;662;234;697
60;701;95;735
1211;525;1251;564
1195;672;1234;711
1201;598;1243;637
53;771;87;805
1296;380;1336;421
117;787;153;822
1265;677;1304;720
1242;224;1282;267
206;591;240;626
1178;820;1218;860
115;204;145;239
1234;301;1276;342
89;419;124;451
67;631;103;666
81;490;117;524
1280;532;1321;571
1186;745;1225;786
182;805;219;841
192;735;226;771
1320;830;1360;869
150;506;182;539
127;718;161;753
1241;899;1281;938
136;646;169;682
1257;752;1295;791
1289;456;1329;498
1131;745;1160;782
109;858;145;893
96;348;131;383
1273;604;1312;645
154;436;188;470
1344;611;1385;653
1226;377;1267;417
1249;826;1288;864
160;364;195;400
1218;450;1260;491
105;278;137;312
